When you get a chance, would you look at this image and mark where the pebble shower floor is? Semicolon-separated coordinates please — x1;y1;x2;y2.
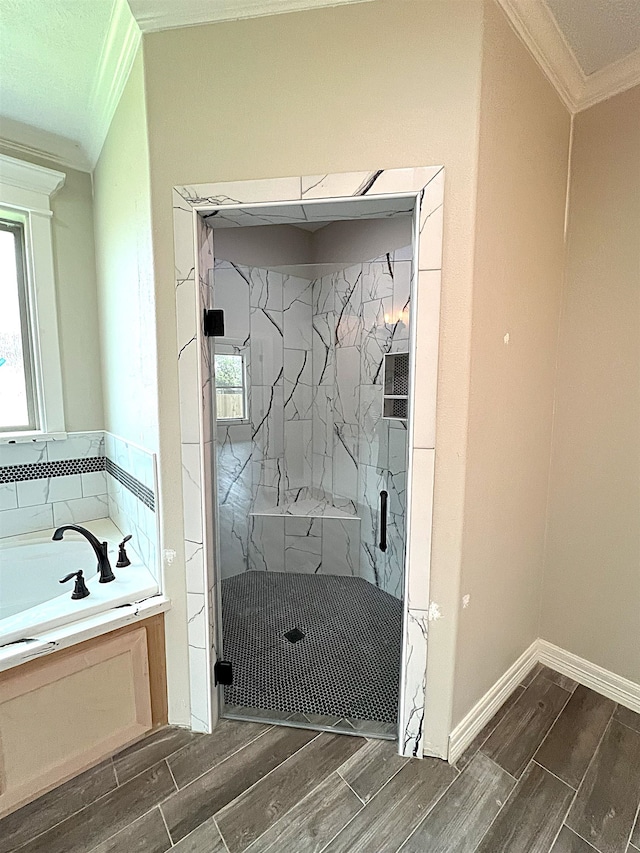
221;571;402;724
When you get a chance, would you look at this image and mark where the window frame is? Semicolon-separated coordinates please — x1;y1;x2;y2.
214;343;249;424
0;154;66;442
0;216;38;431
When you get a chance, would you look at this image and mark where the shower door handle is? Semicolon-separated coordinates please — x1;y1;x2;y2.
379;490;388;552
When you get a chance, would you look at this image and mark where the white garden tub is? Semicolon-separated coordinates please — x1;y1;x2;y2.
0;519;159;648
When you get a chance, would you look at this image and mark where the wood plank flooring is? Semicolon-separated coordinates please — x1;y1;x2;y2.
1;665;639;853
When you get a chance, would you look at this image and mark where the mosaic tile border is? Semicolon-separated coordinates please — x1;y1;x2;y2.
0;457;104;484
105;458;155;512
0;455;154;512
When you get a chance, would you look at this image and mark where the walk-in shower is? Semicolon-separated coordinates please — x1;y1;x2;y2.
173;167;444;757
209;200;413;737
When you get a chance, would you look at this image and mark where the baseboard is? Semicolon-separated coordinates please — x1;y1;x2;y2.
447;640;539;764
448;638;640;764
537;639;640;714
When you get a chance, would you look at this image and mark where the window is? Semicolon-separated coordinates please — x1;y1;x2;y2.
0;219;36;430
0;154;66;439
215;351;247;421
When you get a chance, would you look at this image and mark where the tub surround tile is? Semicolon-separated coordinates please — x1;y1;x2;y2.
0;440;48;467
52;494;109;528
0;455;105;484
0;433;156;578
0;503;54;538
80;470;107;498
0;481;17;511
16;473;83;507
47;432;104;462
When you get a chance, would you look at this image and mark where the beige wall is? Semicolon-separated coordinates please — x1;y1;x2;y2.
143;0;484;740
93;49;158;453
0;144;104;432
453;1;570;723
541;85;640;683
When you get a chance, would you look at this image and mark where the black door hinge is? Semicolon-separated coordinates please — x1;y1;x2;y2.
204;309;225;337
214;660;233;685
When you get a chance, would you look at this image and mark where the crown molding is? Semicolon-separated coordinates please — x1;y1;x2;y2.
88;0;141;165
129;0;374;33
579;45;640;112
496;0;640;113
0;153;65;204
0;118;92;173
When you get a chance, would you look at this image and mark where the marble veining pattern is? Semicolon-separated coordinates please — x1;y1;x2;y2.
173;169;444;758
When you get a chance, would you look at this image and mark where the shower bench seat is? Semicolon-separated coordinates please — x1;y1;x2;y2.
249;497;359;521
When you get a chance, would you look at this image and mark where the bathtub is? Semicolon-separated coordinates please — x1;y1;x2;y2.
0;519;160;648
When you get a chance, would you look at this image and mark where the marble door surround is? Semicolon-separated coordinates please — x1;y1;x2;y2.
172;168;444;758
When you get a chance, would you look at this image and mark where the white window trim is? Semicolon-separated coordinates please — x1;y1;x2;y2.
0;153;67;443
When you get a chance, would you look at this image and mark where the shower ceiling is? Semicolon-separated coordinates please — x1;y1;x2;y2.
200;195;415;229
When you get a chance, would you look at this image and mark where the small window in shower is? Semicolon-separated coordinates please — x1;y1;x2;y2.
215;349;248;422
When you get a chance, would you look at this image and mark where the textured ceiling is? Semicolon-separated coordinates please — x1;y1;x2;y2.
0;0;117;163
545;0;640;75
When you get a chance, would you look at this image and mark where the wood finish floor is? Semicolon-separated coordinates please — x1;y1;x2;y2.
2;665;639;853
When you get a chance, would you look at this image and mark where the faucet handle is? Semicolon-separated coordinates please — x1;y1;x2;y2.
60;570;90;600
116;535;132;568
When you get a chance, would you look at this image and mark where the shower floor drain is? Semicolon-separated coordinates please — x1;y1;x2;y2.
284;628;305;643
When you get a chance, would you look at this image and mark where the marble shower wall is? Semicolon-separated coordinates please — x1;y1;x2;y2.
214;261;314;578
312;247;412;598
214;250;411;598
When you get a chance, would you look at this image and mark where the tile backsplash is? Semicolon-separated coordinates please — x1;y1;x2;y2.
104;432;159;582
0;431;159;583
